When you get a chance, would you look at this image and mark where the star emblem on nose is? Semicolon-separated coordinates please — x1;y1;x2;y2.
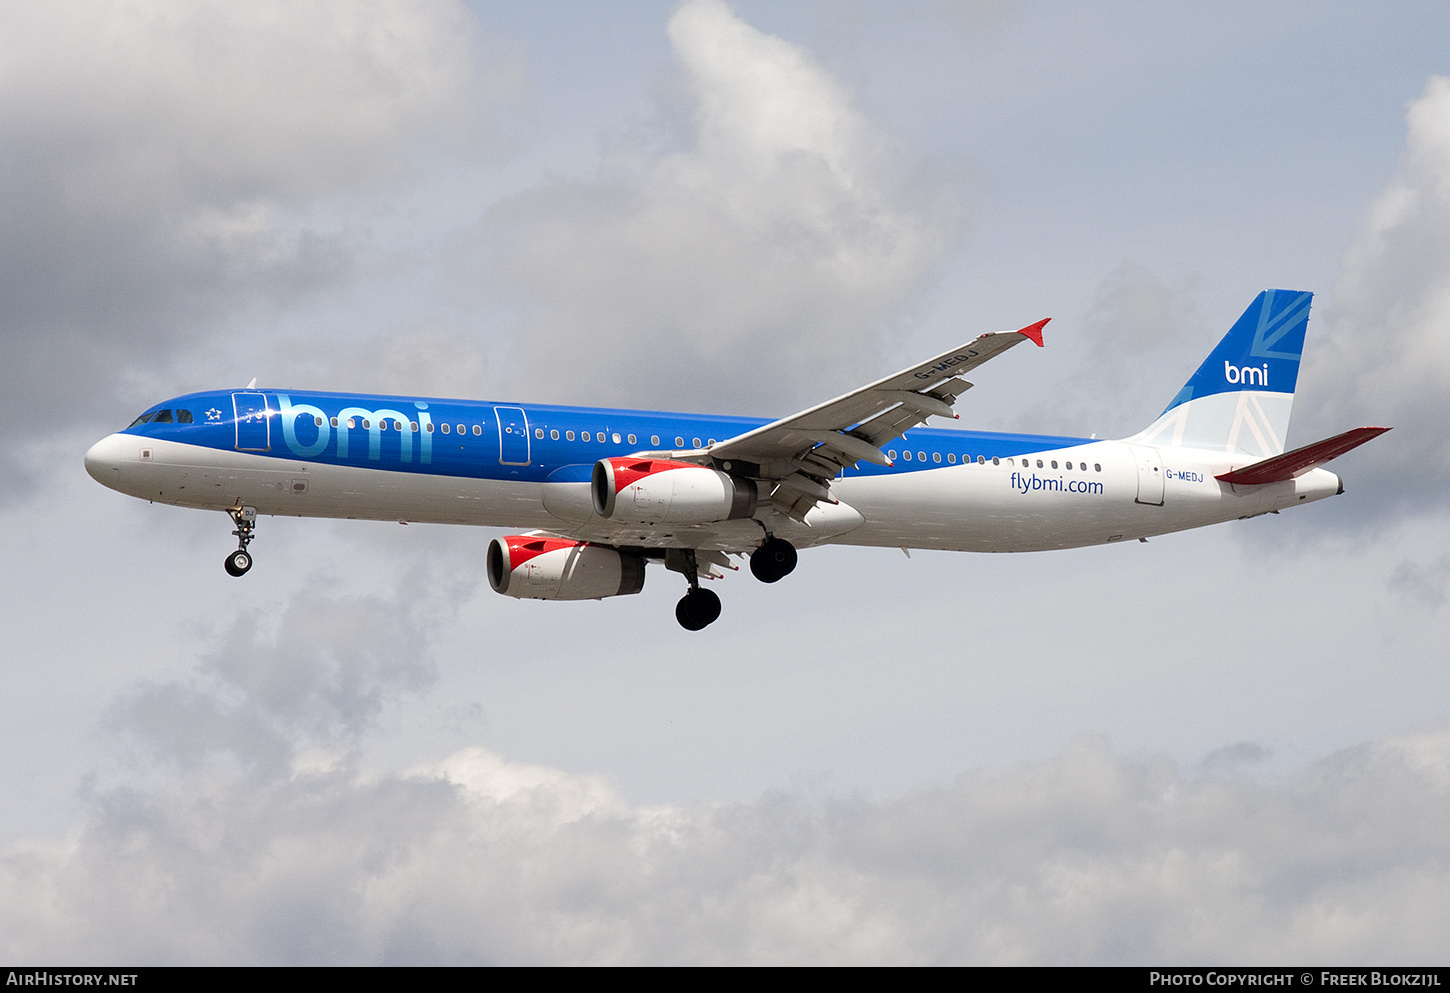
206;408;222;422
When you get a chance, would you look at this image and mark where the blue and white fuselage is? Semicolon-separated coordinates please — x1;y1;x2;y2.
84;291;1386;629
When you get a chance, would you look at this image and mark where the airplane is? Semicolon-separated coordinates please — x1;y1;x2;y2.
85;289;1387;630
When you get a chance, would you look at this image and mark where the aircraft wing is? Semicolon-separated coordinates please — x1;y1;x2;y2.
703;319;1048;520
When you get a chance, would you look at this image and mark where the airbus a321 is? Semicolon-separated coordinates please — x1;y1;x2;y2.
85;290;1386;630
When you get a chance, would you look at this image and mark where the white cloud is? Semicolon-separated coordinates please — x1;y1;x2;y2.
5;732;1450;964
489;0;961;413
1300;76;1450;519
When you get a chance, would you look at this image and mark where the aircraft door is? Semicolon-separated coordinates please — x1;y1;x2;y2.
1131;445;1164;506
495;406;531;465
232;392;271;452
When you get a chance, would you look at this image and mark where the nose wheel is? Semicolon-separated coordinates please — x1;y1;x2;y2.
224;507;257;577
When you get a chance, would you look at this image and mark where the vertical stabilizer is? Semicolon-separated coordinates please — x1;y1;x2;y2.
1128;289;1311;457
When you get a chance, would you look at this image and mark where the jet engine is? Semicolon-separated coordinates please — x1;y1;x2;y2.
487;535;646;600
592;457;757;526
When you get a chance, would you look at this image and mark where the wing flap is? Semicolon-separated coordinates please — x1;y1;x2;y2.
710;321;1047;470
1215;426;1389;485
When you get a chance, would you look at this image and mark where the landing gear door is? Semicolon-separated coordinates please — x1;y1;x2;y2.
1131;444;1164;506
495;406;531;465
232;392;270;452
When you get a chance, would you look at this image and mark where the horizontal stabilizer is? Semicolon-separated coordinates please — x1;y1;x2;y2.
1215;426;1389;485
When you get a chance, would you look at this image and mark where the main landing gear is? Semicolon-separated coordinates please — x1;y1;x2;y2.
676;586;722;632
667;537;799;631
749;536;797;583
224;506;257;577
667;548;722;631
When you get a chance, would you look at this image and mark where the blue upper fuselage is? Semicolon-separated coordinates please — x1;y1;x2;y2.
119;389;1092;482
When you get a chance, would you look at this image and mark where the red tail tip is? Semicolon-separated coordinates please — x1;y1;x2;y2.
1017;318;1049;347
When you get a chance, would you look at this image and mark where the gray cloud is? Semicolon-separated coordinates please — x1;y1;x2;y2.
1298;76;1450;523
0;0;506;498
287;320;497;400
1198;741;1271;776
104;554;475;779
485;0;962;415
5;732;1450;963
1388;553;1450;611
1018;262;1208;437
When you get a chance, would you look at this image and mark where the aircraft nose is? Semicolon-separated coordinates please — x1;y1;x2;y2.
84;433;128;486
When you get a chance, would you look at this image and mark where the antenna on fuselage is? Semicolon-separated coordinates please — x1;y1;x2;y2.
246;377;257;389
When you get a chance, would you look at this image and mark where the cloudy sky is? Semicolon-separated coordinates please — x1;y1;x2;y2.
2;0;1449;965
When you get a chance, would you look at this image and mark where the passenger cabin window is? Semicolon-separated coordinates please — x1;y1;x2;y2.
566;431;575;441
441;423;450;434
582;431;591;442
535;428;544;439
472;425;481;436
551;429;559;440
651;435;660;446
627;434;636;445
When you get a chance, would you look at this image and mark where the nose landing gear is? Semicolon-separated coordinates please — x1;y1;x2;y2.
224;507;257;577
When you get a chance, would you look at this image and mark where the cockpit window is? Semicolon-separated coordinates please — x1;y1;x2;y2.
176;409;194;424
127;411;156;428
151;409;174;424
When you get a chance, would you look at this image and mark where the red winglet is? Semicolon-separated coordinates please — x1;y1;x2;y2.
1216;426;1390;485
1016;318;1049;347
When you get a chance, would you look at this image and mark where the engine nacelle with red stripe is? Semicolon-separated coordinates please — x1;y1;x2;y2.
591;457;758;526
486;535;646;601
